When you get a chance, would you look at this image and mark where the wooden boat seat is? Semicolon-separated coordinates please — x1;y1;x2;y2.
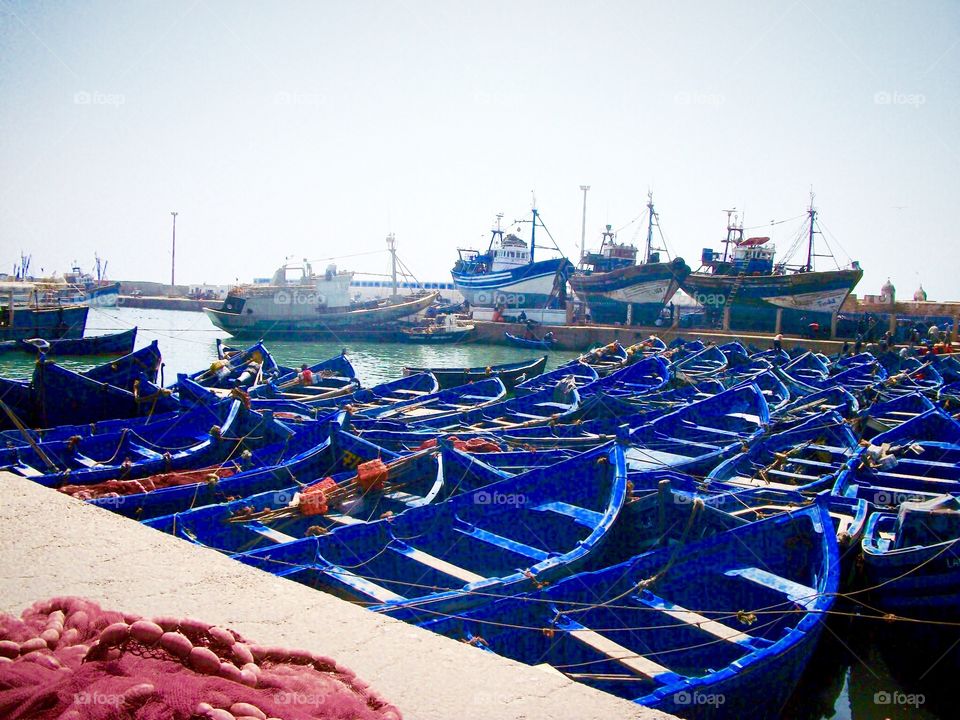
391;389;428;396
766;469;822;482
781;457;839;469
725;567;818;608
560;619;676;682
70;454;101;468
633;592;754;646
242;522;297;545
680;421;741;438
453;524;550;562
324;564;406;604
391;544;486;585
531;501;603;528
15;463;44;477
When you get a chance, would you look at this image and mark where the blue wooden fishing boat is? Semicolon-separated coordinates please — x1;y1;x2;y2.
2;400;297;488
467;380;729;451
352;377;506;423
625;335;668;360
577;356;670;402
857;391;936;437
143;436;517;553
773;385;859;426
832;409;960;508
512;359;598;396
624;383;770;475
295;372;439;410
402;355;547;391
872;359;943;400
504;331;556;350
860;494;960;618
749;346;791;366
0;357;178;430
189;341;280;389
723;370;788;416
401;314;475;344
776;351;831;394
414;503;839;720
84;339;164;389
0;327;137;356
577;342;630;376
670;344;728;381
249;351;359;402
706;411;858;493
350;383;581;451
235;442;627;613
85;411;346;520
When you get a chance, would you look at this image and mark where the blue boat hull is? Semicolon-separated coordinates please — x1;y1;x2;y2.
451;257;572;309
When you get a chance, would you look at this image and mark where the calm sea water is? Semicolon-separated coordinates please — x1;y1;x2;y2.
1;307;953;720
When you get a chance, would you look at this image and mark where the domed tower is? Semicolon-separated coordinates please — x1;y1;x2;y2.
880;278;896;304
913;284;928;302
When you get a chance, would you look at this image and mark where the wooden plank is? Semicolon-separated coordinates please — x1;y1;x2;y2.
568;629;671;679
399;547;486;584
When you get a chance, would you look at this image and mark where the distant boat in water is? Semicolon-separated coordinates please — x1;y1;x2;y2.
570;193;690;325
2;254;119;307
680;197;863;328
451;209;574;312
204;261;437;339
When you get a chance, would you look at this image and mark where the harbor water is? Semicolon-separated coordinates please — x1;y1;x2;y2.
2;307;954;720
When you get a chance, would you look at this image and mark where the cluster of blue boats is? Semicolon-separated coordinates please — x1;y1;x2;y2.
2;336;959;718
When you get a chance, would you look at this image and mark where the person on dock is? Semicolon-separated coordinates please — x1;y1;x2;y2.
773;333;783;352
841;340;850;356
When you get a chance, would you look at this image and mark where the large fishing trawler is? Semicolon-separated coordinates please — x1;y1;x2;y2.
569;193;690;325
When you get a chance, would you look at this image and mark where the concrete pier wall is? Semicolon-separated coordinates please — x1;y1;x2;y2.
0;472;675;720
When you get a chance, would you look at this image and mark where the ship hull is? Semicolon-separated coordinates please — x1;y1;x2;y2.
451;258;572;309
204;292;438;339
681;267;863;330
570;258;691;325
0;304;89;341
82;283;120;307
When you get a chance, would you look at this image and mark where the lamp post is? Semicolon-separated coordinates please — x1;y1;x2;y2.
579;186;590;261
170;211;178;291
386;233;397;297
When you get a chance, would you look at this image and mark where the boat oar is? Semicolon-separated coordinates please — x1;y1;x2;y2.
0;397;59;472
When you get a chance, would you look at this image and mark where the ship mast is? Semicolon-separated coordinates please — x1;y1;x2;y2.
720;208;741;263
529;206;538;264
486;213;503;252
805;191;816;272
644;191;655;264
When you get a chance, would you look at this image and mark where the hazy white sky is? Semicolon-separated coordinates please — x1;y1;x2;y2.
1;1;957;299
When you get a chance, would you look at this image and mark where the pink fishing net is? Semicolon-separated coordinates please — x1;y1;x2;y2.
0;597;401;720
